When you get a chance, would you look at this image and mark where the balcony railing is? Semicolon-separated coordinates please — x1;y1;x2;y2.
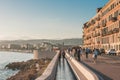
92;28;95;31
107;30;113;35
83;22;88;28
96;25;100;28
102;33;106;36
111;17;117;22
97;41;100;44
91;20;95;25
102;23;106;27
113;28;119;33
96;17;100;21
101;31;107;36
82;35;85;37
97;33;100;36
88;23;91;26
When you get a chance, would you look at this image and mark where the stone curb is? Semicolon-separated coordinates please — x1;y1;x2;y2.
66;53;99;80
35;51;59;80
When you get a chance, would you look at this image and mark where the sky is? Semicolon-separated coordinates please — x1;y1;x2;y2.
0;0;109;40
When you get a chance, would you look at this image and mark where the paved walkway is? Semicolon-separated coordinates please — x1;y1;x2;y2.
80;54;120;80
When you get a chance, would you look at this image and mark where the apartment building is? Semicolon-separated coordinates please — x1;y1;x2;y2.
83;0;120;53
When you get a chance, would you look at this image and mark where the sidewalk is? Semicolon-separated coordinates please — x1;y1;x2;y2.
80;54;120;80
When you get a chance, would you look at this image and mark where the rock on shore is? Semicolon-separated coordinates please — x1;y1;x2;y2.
5;58;51;80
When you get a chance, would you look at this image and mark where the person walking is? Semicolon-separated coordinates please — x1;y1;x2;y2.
85;47;89;59
71;48;76;58
77;48;80;61
59;50;62;60
62;50;65;59
77;47;82;61
93;48;98;64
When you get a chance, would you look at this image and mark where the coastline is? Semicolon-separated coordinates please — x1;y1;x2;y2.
0;49;33;54
0;52;33;80
5;58;51;80
0;50;56;80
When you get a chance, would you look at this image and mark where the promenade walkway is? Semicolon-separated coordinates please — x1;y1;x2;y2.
80;54;120;80
56;57;77;80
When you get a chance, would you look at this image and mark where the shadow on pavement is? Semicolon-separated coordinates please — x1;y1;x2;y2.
81;62;113;80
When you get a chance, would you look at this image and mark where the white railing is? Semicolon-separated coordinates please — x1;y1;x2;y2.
66;53;99;80
36;51;59;80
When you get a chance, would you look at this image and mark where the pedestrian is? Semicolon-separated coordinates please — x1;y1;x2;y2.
62;50;65;59
79;47;83;60
93;48;98;64
68;48;71;54
59;50;62;60
77;48;80;61
71;48;76;58
85;47;89;59
77;47;83;61
69;49;73;59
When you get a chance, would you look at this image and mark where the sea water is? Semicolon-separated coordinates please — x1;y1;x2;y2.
0;51;33;80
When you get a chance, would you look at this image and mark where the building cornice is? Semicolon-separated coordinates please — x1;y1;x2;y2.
100;0;114;12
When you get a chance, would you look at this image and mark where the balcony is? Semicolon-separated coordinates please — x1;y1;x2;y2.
96;17;100;21
87;36;91;39
92;28;95;31
94;34;97;37
102;23;106;27
84;25;88;28
111;17;117;22
83;23;88;28
91;20;95;25
102;33;106;36
96;25;100;28
82;35;85;37
97;41;100;44
97;33;100;36
113;28;119;33
88;23;91;27
94;33;100;37
101;31;107;36
107;30;113;35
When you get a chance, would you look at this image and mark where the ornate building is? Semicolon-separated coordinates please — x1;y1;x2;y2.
83;0;120;53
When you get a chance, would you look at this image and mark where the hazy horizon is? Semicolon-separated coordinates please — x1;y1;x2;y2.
0;0;109;40
0;37;82;41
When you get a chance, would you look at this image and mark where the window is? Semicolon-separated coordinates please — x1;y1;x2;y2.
114;45;116;49
116;45;118;50
109;14;113;21
114;10;119;17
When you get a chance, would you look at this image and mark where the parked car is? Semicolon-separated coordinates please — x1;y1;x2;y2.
99;48;105;55
106;49;116;56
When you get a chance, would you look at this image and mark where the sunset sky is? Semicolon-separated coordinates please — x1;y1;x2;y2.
0;0;109;40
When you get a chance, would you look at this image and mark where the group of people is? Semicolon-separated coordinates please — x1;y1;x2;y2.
67;47;83;61
59;50;65;60
59;47;100;63
85;47;99;63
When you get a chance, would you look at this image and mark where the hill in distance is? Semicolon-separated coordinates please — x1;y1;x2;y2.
0;38;83;46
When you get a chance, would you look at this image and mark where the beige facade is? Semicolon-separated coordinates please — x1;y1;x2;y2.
83;0;120;53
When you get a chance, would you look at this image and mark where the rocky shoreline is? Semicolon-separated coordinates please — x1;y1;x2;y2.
5;58;51;80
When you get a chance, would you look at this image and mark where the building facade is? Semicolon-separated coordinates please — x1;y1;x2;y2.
83;0;120;53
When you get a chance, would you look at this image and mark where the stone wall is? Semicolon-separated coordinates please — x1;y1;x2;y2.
35;51;59;80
